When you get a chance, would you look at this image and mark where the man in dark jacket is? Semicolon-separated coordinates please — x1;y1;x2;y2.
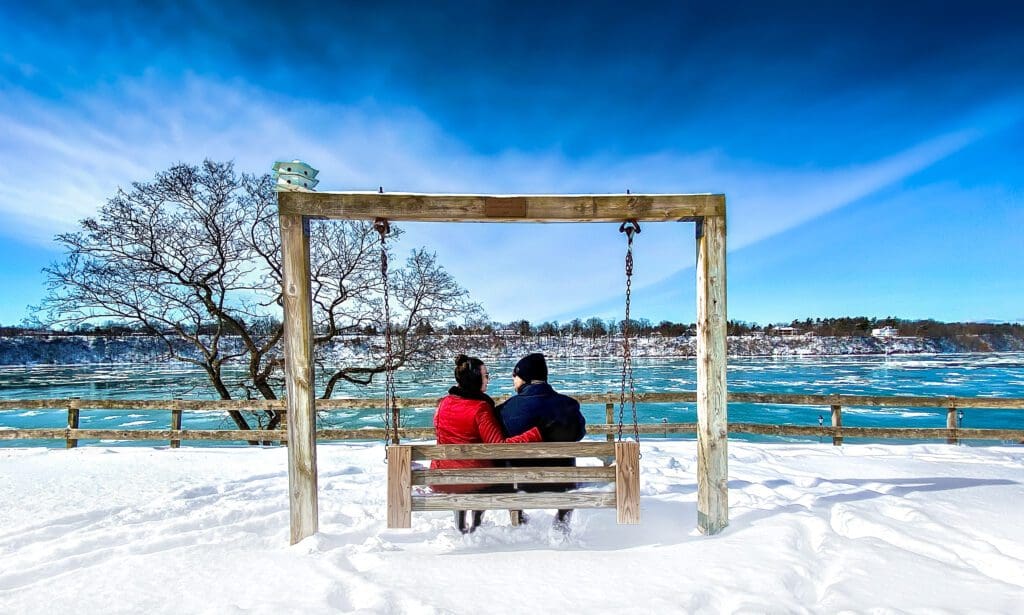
496;353;586;527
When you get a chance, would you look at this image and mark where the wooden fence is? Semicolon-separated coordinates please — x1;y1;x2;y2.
2;392;1023;447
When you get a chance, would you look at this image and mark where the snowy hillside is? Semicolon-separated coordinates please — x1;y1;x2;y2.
2;332;1022;366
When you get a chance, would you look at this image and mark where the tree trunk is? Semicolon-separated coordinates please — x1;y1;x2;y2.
206;365;260;444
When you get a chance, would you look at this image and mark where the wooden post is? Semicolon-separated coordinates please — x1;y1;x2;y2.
386;445;412;528
603;402;615;466
947;406;958;445
392;403;401;445
615;441;641;524
280;212;319;544
605;403;614;442
695;213;728;535
279;406;288;447
170;398;182;449
831;404;843;446
66;397;80;449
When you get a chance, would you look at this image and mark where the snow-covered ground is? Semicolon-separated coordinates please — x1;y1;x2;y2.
1;441;1022;613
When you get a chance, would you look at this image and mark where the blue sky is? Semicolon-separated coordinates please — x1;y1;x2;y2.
1;1;1022;326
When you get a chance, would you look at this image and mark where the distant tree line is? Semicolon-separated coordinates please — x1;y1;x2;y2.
5;316;1022;341
344;316;1024;340
434;316;1024;340
772;317;1024;339
431;317;690;339
1;317;283;338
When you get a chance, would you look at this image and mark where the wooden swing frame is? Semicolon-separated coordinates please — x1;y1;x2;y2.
277;191;728;543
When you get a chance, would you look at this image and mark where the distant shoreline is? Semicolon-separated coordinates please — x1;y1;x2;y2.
1;332;1023;366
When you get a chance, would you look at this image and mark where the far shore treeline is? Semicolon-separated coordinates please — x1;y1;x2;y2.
3;316;1022;343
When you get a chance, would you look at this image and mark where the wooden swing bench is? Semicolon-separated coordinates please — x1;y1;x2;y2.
386;441;641;528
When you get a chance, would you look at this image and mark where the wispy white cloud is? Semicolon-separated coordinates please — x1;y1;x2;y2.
0;74;999;321
1;53;37;78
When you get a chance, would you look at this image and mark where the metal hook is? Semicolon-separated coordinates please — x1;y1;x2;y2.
619;219;641;237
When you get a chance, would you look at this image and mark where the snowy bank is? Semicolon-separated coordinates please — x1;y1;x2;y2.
1;441;1022;613
4;332;1023;365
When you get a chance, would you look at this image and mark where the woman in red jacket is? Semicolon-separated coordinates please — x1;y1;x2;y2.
433;354;542;533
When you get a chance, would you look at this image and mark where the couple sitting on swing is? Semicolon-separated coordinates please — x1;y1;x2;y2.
432;352;586;534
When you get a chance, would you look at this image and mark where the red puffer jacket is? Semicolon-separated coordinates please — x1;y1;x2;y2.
432;392;542;493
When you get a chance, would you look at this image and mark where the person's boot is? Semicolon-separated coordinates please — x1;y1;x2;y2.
470;510;484;532
553;509;573;531
455;510;469;534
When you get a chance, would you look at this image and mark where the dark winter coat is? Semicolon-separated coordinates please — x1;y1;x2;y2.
431;386;542;493
496;382;586;491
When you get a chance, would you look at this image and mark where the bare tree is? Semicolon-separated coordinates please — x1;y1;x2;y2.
41;160;482;432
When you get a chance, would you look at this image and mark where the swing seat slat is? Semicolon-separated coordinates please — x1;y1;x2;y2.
413;492;617;511
387;440;641;528
413;465;616;485
409;441;616;460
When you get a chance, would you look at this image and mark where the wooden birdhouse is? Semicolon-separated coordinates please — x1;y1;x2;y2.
272;160;320;192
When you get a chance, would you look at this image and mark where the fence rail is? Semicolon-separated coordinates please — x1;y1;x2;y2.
3;392;1024;411
1;392;1022;446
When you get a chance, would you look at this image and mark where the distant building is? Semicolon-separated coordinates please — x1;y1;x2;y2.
872;326;899;338
774;326;801;336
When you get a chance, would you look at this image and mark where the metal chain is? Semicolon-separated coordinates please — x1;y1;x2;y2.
618;220;641;443
374;219;399;448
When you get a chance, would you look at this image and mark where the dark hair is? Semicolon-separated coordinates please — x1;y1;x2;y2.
454;354;485;393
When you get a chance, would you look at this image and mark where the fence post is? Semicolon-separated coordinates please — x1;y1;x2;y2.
170;398;182;449
279;404;288;447
947;406;958;445
66;397;80;449
831;403;843;446
604;402;615;466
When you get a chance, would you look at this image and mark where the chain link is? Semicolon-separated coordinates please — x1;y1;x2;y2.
618;220;641;443
375;219;400;448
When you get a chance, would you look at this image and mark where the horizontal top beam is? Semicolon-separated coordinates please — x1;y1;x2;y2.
277;191;724;222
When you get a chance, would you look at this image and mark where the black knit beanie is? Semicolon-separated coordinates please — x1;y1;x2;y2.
513;353;548;382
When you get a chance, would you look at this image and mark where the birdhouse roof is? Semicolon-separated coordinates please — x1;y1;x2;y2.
272;160;319;178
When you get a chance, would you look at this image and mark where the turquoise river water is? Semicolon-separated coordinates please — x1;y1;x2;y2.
2;354;1022;447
